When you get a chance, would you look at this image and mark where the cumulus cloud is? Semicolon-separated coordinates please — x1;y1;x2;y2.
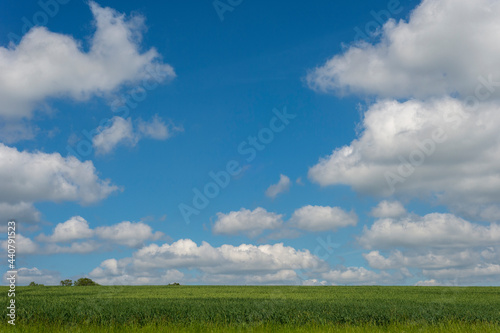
423;264;500;284
0;1;175;119
19;217;163;254
137;115;179;140
90;261;184;285
307;0;500;99
0;234;39;255
0;143;118;206
265;174;291;199
0;121;37;144
364;250;479;270
212;206;356;237
370;201;407;218
308;98;500;220
415;279;442;286
95;221;164;248
3;267;61;286
359;212;500;285
213;208;283;238
359;213;500;250
92;115;179;155
321;267;394;285
0;202;40;224
90;239;326;285
92;117;136;155
37;216;94;243
289;205;357;232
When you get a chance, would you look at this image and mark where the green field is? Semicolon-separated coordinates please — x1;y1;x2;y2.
1;286;500;332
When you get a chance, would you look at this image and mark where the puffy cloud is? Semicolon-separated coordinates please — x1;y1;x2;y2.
92;115;180;155
199;270;300;285
92;117;136;155
359;213;500;250
265;174;291;199
308;98;500;220
0;143;118;206
95;221;164;248
370;201;406;218
0;121;37;144
359;212;500;285
363;250;479;270
0;202;40;224
0;1;175;119
137;114;179;140
16;218;163;254
423;264;500;284
90;239;326;285
307;0;500;99
213;206;356;238
289;205;357;232
37;216;94;243
321;267;393;285
0;234;39;255
415;279;442;286
1;229;98;255
3;267;61;286
301;279;328;286
91;267;184;286
213;208;283;238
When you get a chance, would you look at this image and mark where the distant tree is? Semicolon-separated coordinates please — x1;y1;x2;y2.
60;279;73;286
168;282;180;286
28;282;44;287
74;278;100;286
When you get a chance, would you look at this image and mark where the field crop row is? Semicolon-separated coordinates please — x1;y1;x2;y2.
1;286;499;332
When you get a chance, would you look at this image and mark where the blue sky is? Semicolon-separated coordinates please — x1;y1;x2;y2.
1;0;500;286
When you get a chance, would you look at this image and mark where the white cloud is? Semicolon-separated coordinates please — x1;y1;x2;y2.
92;115;179;155
0;202;40;224
0;1;175;119
363;250;479;270
3;267;61;286
88;267;185;286
92;117;136;155
137;114;179;140
95;221;164;248
90;239;326;285
358;213;500;285
14;218;163;254
265;174;291;199
308;98;500;220
213;206;357;238
359;213;500;250
0;234;39;255
289;205;357;232
0;121;37;144
37;216;94;243
0;143;118;205
301;279;327;286
321;267;393;285
2;230;98;255
370;201;406;218
415;279;442;286
423;264;500;284
307;0;500;99
213;207;283;238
